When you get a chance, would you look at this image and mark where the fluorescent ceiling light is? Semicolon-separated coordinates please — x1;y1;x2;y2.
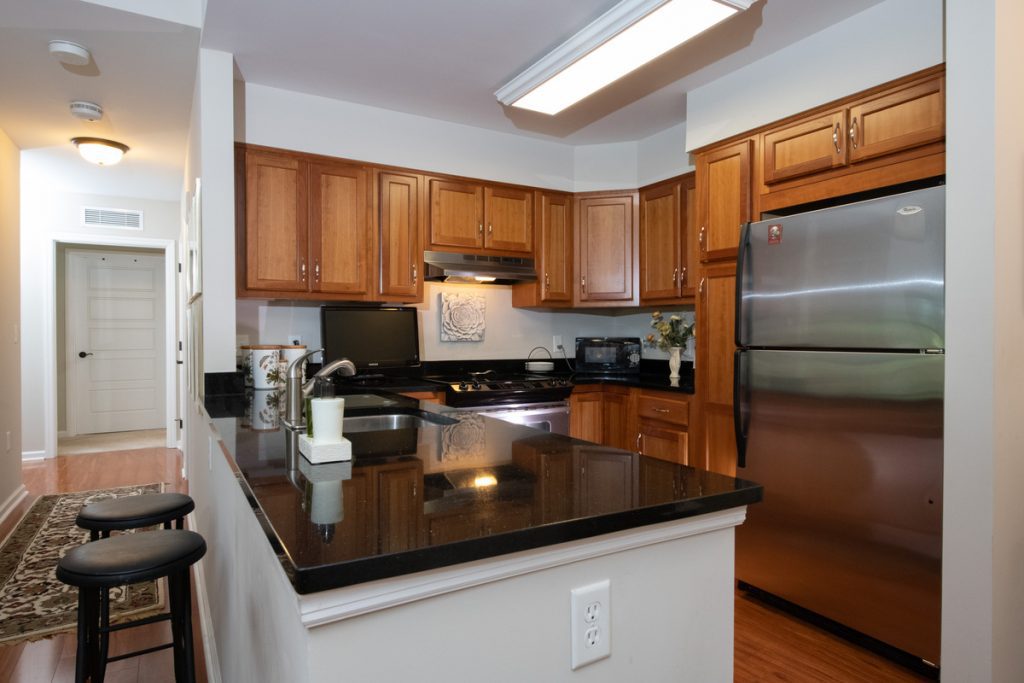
72;137;129;166
496;0;754;115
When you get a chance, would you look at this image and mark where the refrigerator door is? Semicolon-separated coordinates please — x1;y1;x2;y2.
737;186;944;350
735;349;943;664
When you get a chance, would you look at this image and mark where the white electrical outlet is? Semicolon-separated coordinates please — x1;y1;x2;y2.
552;335;563;352
289;333;303;346
570;579;610;669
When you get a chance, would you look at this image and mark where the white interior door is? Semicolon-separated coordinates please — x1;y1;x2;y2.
67;250;166;435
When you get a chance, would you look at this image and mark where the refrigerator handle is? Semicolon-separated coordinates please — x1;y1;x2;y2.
734;222;751;348
733;349;749;468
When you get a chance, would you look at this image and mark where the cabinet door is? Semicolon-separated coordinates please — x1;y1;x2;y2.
848;76;945;164
484;186;533;253
680;173;698;298
639;179;681;302
697;140;752;263
244;150;308;291
762;110;847;184
429;179;483;249
569;389;603;444
538;192;573;303
602;389;635;451
379;172;422;298
309;161;371;295
639;457;681;506
538;452;575;523
577;194;636;302
427;512;482;545
696;261;738;476
377;463;422;553
332;469;376;560
638;421;688;466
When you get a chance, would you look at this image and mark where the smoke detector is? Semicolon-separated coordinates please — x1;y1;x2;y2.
69;101;103;122
48;40;91;66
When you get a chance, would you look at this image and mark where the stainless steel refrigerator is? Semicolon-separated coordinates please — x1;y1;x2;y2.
734;186;944;669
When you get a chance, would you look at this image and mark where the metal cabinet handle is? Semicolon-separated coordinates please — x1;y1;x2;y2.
581;275;586;292
832;122;841;153
698;226;706;248
680;266;687;286
635;432;642;453
478;223;484;235
78;351;93;358
300;260;306;282
412;263;418;284
699;277;705;295
314;260;320;283
544;272;550;289
849;117;859;149
652;407;670;414
488;223;493;235
672;267;678;285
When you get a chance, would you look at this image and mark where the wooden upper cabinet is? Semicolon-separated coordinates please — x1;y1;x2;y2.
244;149;308;292
308;161;371;296
848;75;944;164
429;178;483;249
538;191;572;303
378;172;422;299
639;179;681;302
638;172;695;304
484;186;532;252
697;139;752;263
763;110;847;184
577;193;637;303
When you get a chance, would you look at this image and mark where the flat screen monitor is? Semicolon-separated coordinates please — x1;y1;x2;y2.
321;306;420;370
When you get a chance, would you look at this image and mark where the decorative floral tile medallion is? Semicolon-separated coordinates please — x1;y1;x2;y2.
441;292;485;342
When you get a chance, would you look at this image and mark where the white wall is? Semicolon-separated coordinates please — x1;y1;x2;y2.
19;162;180;456
685;0;944;151
943;0;1024;679
239;83;577;192
637;122;693;187
573;141;639;192
236;287;693;364
0;128;23;515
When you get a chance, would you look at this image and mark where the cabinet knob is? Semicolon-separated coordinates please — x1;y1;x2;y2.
699;277;705;295
850;117;859;149
832;122;841;153
635;432;642;453
672;267;678;285
488;223;493;235
478;222;484;235
544;272;550;289
581;275;586;292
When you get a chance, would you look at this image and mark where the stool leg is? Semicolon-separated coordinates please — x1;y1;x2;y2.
89;529;99;542
96;587;110;683
180;568;197;683
169;572;185;682
73;588;90;683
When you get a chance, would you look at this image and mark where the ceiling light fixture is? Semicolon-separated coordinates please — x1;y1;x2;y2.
48;40;92;66
72;137;129;166
495;0;754;115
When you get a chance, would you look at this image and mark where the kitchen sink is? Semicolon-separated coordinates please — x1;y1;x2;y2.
343;412;457;433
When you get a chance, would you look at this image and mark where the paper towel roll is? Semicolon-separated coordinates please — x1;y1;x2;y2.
311;397;344;443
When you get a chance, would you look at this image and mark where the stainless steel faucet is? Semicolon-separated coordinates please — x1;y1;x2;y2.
283;348;356;430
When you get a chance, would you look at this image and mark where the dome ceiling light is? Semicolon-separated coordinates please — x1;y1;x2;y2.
495;0;754;116
71;137;129;166
48;40;92;66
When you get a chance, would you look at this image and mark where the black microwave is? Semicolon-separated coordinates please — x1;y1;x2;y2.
575;337;641;374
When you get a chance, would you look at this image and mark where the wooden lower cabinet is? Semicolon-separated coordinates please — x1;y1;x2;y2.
569;387;604;444
637;421;688;466
601;387;635;451
376;461;422;553
696;261;738;477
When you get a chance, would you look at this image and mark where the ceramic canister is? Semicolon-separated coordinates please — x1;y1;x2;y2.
280;345;308;382
249;345;282;389
250;388;282;431
240;345;254;387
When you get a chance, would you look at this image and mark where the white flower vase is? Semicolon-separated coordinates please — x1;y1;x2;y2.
669;346;682;380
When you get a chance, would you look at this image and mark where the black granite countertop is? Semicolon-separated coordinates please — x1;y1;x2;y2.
207;388;759;594
571;372;695;394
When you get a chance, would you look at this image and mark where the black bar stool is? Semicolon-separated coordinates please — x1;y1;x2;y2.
57;529;206;683
76;492;195;540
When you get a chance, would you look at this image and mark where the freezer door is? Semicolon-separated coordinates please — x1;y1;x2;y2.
737;186;944;350
735;350;943;664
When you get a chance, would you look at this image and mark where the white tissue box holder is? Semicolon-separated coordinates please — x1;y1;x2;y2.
298;433;352;464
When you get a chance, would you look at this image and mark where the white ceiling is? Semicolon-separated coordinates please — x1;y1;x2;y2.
0;0;199;199
203;0;885;145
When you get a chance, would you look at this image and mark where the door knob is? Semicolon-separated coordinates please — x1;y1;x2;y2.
78;351;93;358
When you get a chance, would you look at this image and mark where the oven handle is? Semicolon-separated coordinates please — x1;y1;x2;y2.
454;402;569;416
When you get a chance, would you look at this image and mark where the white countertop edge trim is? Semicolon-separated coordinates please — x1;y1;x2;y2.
297;506;747;628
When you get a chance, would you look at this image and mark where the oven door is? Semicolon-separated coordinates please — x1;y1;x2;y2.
456;402;570;436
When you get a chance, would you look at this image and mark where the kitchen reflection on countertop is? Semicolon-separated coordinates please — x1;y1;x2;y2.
208;389;760;594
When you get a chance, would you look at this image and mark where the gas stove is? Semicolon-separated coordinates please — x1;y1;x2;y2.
425;371;573;408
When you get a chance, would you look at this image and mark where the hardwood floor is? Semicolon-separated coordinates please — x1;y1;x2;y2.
735;590;931;682
0;449;207;683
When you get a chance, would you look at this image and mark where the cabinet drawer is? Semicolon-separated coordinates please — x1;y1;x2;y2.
637;393;689;426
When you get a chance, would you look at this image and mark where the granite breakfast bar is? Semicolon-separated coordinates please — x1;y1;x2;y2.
193;390;761;682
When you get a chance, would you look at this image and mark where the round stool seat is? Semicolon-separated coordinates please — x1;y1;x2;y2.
57;529;207;588
77;492;194;533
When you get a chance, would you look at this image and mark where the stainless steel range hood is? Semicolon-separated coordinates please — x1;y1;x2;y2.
423;250;537;285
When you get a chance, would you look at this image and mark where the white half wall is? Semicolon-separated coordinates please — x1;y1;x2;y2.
238;83;576;192
685;0;944;151
0;128;22;505
19;158;180;456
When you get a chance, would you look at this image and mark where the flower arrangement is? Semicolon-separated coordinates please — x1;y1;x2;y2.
644;311;695;351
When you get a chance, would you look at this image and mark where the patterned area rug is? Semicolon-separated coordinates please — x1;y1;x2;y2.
0;484;166;646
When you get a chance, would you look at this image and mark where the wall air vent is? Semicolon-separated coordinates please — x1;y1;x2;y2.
82;206;143;230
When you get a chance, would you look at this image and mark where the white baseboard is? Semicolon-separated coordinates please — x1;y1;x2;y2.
0;484;29;530
189;518;221;683
21;450;47;461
